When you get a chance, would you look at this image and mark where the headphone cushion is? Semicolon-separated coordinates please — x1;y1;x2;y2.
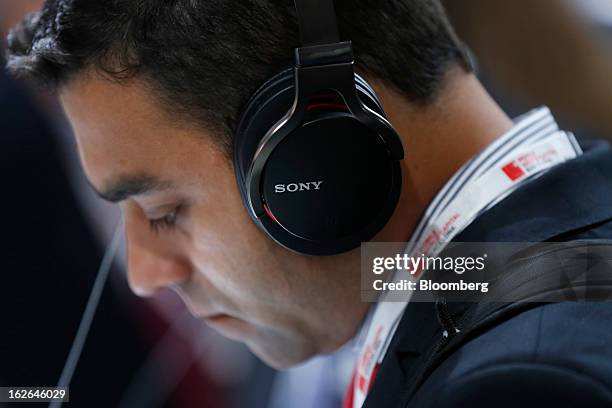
234;68;295;193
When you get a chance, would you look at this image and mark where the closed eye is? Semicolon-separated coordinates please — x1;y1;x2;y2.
148;206;181;233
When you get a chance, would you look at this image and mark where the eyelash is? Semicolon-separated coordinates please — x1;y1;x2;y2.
148;207;181;234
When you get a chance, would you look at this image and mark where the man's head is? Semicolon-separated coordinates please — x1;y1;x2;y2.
6;0;469;368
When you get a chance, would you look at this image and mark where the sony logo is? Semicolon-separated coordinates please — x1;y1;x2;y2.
274;181;324;193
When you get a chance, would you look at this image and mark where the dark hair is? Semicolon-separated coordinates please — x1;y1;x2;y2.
6;0;469;155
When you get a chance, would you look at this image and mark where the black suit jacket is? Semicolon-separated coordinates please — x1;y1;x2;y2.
364;139;612;407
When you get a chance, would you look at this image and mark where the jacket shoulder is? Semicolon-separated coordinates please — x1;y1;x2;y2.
410;302;612;407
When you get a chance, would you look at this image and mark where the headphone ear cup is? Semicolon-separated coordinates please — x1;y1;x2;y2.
234;70;400;255
260;112;400;251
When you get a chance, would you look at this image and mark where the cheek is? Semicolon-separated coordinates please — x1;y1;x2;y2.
190;179;261;254
186;182;292;300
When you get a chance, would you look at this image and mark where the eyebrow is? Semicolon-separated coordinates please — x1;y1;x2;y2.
92;175;174;203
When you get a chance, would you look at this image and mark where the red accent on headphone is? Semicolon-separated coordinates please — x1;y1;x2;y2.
263;203;279;224
307;92;348;112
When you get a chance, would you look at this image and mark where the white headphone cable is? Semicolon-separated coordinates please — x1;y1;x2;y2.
48;217;124;408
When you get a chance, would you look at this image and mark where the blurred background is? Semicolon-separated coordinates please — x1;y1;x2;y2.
0;1;611;407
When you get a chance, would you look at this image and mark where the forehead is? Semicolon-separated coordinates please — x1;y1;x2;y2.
60;74;177;159
59;73;223;193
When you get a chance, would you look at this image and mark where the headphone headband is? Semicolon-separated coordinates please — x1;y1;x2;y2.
294;0;340;46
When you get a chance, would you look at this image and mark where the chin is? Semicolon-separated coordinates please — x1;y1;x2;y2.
247;336;319;370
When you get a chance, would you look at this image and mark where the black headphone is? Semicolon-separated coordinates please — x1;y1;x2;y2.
234;0;404;256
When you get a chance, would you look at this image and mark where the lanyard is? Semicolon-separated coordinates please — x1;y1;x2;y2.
353;128;582;408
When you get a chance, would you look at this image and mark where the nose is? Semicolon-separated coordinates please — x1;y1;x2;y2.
124;211;193;298
126;238;193;297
